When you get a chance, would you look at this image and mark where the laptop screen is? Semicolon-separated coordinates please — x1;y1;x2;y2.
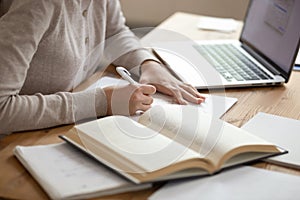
240;0;300;78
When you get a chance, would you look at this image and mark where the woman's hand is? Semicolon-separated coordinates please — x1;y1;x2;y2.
103;84;156;116
139;60;206;105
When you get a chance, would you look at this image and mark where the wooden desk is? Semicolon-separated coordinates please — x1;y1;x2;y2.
1;12;300;200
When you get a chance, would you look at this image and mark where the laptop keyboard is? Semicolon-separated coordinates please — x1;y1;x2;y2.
193;44;272;82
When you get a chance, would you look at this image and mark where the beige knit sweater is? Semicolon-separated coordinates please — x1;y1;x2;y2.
0;0;155;134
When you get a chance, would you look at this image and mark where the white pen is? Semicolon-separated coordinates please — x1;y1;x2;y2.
116;66;139;85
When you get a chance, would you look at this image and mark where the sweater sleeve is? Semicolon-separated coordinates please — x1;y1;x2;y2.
0;0;107;134
104;0;158;74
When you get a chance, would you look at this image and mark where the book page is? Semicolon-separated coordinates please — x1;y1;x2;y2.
74;116;202;174
14;143;150;200
138;105;225;158
205;121;280;169
138;105;280;170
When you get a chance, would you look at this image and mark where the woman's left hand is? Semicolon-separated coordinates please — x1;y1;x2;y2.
139;60;206;105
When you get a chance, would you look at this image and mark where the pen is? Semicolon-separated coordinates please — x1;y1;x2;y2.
116;66;139;85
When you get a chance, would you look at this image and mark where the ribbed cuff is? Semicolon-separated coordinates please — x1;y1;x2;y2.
71;88;107;122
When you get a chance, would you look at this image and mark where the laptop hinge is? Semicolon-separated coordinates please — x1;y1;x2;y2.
242;44;281;76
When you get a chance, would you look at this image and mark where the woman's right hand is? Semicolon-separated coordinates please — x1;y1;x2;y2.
103;84;156;116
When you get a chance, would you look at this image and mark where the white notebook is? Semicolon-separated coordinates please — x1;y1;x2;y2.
149;166;300;200
14;142;151;200
242;112;300;169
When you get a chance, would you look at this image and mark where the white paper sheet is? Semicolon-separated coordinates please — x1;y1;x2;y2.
86;76;237;119
242;112;300;169
150;166;300;200
197;16;238;33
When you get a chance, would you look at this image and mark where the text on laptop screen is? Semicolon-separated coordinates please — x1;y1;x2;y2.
241;0;300;75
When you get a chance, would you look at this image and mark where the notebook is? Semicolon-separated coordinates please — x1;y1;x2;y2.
151;0;300;89
242;112;300;169
149;166;300;200
13;142;151;200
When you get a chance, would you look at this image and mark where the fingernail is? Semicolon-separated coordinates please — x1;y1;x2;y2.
197;98;204;104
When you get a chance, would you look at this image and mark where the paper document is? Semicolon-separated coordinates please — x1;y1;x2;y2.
242;112;300;169
149;166;300;200
86;76;237;119
197;16;238;33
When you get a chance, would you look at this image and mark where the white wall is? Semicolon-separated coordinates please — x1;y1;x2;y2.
120;0;250;28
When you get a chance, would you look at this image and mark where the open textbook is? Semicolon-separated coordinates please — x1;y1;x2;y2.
13;143;151;200
60;105;286;184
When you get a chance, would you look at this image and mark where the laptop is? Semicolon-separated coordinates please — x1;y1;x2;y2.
151;0;300;89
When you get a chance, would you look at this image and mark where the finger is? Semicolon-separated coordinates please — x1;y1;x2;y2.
139;84;156;95
131;104;152;115
130;92;153;110
139;104;152;111
152;83;188;105
181;84;206;100
180;88;205;104
153;84;174;97
168;86;188;105
142;95;154;105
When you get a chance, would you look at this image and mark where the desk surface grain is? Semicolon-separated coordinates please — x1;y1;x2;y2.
1;12;300;200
